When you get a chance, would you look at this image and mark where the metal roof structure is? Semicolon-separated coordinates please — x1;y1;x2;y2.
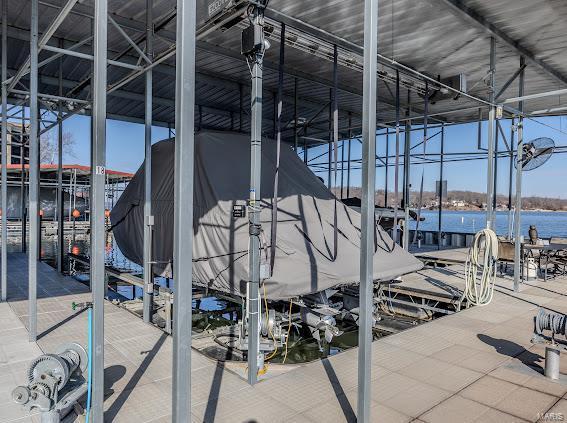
3;0;567;147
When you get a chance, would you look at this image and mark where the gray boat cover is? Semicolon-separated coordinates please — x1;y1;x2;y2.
111;131;422;300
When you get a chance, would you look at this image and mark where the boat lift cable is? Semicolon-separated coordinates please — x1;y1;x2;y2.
461;228;499;307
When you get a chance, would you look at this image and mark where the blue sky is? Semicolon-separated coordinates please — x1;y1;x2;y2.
55;113;567;198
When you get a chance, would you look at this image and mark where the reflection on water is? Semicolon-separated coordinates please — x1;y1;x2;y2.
411;209;567;238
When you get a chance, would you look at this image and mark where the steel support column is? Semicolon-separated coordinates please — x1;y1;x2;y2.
332;44;338;192
403;96;411;250
485;37;496;230
270;21;284;282
172;0;196;418
56;41;64;274
246;5;266;386
142;0;154;324
91;0;108;419
438;124;445;250
1;0;8;301
28;0;40;343
493;121;499;212
507;118;515;239
346;113;352;198
513;57;525;292
392;71;400;244
358;0;378;421
293;78;298;152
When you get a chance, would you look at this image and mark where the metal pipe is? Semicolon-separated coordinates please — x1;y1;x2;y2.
513;57;525;292
1;0;8;301
544;347;560;380
142;0;154;325
172;0;196;419
485;37;496;230
28;0;40;343
91;0;108;419
358;0;378;420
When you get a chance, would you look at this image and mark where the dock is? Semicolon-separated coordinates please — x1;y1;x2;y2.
2;253;566;422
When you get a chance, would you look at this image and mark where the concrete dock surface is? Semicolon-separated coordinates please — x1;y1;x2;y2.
1;252;566;422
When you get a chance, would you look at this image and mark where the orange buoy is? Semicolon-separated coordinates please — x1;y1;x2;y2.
72;209;80;218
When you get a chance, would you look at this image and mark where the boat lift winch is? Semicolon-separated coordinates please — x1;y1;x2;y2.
531;308;566;381
12;343;88;423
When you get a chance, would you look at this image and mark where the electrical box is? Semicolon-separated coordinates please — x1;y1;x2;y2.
241;23;264;55
232;204;246;218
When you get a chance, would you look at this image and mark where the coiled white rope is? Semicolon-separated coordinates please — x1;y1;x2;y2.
462;228;499;306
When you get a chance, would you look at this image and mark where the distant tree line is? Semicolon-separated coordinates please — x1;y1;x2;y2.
331;187;567;211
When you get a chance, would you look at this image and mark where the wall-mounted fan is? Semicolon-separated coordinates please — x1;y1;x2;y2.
515;137;555;171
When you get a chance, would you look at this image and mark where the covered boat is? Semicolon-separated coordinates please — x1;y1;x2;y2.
111;131;422;300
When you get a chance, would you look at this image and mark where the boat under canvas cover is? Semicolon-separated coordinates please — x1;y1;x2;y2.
111;131;422;300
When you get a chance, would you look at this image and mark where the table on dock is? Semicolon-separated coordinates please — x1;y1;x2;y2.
1;252;567;422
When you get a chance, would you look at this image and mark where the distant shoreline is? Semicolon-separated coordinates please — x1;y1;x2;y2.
423;207;567;213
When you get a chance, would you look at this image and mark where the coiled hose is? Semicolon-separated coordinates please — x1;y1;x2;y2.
462;228;499;306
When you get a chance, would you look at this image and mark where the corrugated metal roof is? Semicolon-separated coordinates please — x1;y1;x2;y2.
3;0;567;147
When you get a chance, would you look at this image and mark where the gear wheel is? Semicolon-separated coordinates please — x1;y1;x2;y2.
27;354;69;388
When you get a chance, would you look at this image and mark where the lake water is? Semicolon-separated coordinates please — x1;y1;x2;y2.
409;210;567;239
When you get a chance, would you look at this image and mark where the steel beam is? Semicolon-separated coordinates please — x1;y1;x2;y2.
171;0;196;419
495;63;527;101
485;37;496;230
513;57;525;293
358;0;378;421
91;0;108;419
504;87;567;104
28;0;40;343
42;45;143;71
1;0;7;301
437;0;567;86
8;0;79;92
142;0;154;325
108;15;152;64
